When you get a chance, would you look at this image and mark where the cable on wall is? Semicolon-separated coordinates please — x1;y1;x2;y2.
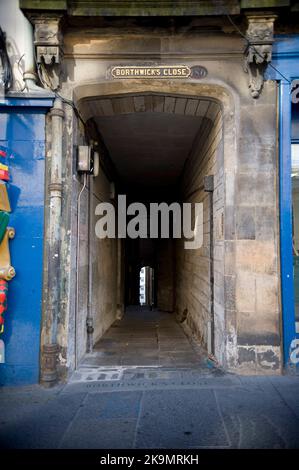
0;27;12;92
226;14;292;86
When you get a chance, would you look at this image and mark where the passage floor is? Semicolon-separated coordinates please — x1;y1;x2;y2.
80;305;208;368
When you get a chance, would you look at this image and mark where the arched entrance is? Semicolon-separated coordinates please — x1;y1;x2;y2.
69;80;237;371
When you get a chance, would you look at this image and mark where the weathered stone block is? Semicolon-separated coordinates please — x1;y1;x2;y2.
224;241;236;276
235;240;276;274
238;309;280;342
224;275;236;311
224;205;235;240
225;171;235;206
236;172;256;206
236;271;255;312
236;206;255;240
255;206;276;241
256;172;276;207
238;137;258;172
240;104;276;142
238;346;256;365
256;346;280;371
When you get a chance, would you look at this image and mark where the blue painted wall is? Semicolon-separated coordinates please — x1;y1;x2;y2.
267;35;299;368
0;96;53;385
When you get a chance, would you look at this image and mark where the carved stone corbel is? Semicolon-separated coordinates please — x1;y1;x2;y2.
244;14;277;99
29;14;63;90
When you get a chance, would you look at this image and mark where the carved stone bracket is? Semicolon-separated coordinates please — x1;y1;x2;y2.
244;14;277;99
29;14;64;90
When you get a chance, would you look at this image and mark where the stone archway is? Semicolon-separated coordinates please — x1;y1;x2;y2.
69;79;238;370
42;72;281;382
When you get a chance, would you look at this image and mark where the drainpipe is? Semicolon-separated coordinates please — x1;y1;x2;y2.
0;0;43;92
22;15;43;92
75;147;99;366
41;98;64;386
75;173;87;369
86;175;94;353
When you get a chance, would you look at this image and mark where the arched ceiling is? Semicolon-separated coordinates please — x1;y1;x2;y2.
84;94;220;190
82;94;220;120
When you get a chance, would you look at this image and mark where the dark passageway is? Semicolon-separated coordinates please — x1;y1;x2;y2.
76;93;224;371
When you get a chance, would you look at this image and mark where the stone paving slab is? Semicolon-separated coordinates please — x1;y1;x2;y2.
135;389;230;449
86;307;205;369
214;385;299;449
60;418;138;449
59;392;142;449
1;375;299;449
268;376;299;421
0;390;87;449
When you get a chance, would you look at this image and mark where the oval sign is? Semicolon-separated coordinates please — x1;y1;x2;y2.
111;65;191;79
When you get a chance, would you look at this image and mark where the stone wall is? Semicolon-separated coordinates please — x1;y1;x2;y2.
157;239;175;312
46;25;281;376
175;103;224;360
57;109;120;372
233;88;281;373
92;171;119;343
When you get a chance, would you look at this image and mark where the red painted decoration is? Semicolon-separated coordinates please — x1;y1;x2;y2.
0;169;9;181
0;280;8;334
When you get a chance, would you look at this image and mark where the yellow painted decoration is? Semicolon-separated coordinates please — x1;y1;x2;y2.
0;227;16;281
0;184;11;212
0;163;9;172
